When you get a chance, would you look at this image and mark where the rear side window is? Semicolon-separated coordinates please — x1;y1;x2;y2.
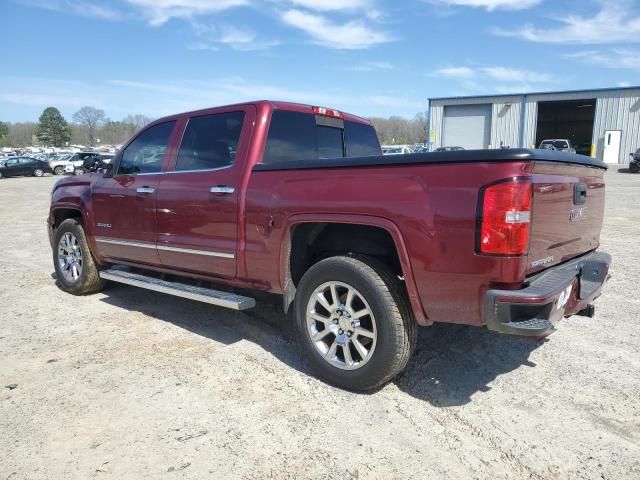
118;121;175;175
263;111;317;164
262;111;380;164
345;121;381;157
176;112;245;171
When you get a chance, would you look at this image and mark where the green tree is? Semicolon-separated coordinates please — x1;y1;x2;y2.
0;121;8;146
36;107;71;146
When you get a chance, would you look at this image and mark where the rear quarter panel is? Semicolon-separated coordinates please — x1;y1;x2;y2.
244;161;533;326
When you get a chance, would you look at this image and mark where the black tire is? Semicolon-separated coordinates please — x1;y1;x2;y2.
294;255;417;391
630;164;640;173
54;166;65;175
33;168;44;177
53;218;105;295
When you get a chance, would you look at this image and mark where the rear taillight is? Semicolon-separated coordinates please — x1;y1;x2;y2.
477;178;532;256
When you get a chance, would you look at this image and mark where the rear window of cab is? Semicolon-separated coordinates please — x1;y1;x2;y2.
262;110;381;164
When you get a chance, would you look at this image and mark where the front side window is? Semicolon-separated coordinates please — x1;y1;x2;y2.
118;121;175;175
175;112;245;171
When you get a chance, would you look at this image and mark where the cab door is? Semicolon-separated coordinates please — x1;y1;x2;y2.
155;106;255;279
91;120;178;266
3;158;22;176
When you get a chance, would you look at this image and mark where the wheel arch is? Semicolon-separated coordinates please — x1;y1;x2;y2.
280;214;430;326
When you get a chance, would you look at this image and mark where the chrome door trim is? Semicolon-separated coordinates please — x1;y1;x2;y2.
96;238;234;258
157;244;235;259
165;165;234;174
95;237;156;249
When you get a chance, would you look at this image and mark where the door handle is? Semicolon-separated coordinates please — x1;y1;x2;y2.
209;186;235;195
136;186;156;194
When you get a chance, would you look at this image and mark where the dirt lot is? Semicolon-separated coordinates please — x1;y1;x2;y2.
1;169;639;479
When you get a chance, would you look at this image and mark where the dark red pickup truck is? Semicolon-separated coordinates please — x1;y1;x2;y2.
49;100;611;390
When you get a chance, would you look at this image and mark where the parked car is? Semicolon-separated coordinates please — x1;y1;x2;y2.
63;152;104;175
630;149;640;173
539;139;576;153
382;146;413;155
412;146;430;153
436;146;465;152
49;153;74;175
0;157;52;178
48;101;611;391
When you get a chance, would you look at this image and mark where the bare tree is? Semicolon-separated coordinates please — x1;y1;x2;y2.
369;112;428;145
73;106;106;146
123;114;152;131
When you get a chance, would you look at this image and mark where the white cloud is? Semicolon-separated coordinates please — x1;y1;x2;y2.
481;66;554;83
125;0;249;26
567;49;640;71
190;23;280;51
21;0;122;20
281;9;391;49
350;61;395;71
434;66;474;78
289;0;373;11
433;64;557;94
494;1;640;44
434;65;555;83
428;0;541;11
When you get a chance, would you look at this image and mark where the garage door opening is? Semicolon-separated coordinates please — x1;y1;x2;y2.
443;104;492;150
535;99;596;156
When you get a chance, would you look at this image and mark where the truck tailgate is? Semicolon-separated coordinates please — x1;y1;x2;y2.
527;162;606;276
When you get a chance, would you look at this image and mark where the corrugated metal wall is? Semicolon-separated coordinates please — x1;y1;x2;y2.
430;88;640;163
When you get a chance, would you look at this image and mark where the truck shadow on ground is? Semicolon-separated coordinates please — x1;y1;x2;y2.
97;282;543;407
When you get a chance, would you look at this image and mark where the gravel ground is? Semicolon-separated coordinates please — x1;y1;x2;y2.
1;169;639;480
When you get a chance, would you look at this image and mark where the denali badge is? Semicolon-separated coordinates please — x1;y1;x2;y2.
531;256;555;268
570;207;588;222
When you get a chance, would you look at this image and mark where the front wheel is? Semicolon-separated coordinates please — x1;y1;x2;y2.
294;255;417;391
54;166;65;175
53;218;105;295
33;168;44;177
74;168;84;176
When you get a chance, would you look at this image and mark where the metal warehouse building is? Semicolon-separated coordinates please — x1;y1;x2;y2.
428;86;640;164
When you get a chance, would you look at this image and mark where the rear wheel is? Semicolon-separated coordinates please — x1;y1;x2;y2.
54;166;65;175
33;168;44;177
630;163;640;173
53;218;105;295
74;168;84;176
294;255;417;391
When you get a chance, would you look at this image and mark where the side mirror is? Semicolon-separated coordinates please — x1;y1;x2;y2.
101;163;114;177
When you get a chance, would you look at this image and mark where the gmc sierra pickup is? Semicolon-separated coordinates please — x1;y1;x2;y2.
49;100;611;390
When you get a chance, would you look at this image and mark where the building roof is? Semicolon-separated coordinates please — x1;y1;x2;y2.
429;85;640;102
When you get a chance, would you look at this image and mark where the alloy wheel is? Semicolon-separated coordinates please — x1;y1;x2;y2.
57;232;83;283
306;281;377;371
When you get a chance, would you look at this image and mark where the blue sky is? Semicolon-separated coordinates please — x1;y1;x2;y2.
0;0;638;122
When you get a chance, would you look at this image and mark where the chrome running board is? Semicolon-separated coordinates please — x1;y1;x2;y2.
99;268;256;310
